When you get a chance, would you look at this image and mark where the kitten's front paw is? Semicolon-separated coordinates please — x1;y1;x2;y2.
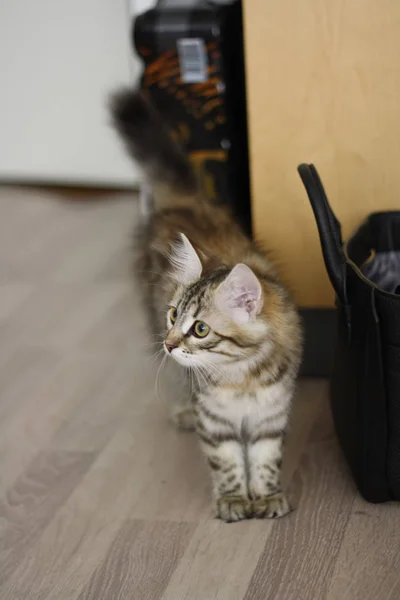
170;407;196;431
216;496;252;523
252;492;291;519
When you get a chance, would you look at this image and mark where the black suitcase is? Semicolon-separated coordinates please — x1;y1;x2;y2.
298;163;400;502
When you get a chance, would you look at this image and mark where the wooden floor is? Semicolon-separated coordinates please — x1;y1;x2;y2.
0;186;399;600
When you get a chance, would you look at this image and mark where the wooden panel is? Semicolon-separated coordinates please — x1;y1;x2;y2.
243;0;400;306
244;409;355;600
0;450;94;590
79;520;194;600
2;186;400;598
1;427;152;600
0;350;132;493
327;499;400;600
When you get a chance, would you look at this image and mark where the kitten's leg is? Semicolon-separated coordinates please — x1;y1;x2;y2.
205;442;251;522
248;434;291;519
197;418;251;521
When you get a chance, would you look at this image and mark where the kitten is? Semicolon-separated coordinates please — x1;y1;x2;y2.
111;89;303;522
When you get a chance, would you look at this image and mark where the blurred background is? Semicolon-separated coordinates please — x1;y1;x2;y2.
0;0;232;188
0;0;155;187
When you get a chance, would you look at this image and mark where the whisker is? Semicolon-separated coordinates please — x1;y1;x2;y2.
203;367;217;384
189;366;194;397
199;358;232;385
149;348;165;363
144;341;164;349
196;364;213;389
192;365;205;391
154;353;168;403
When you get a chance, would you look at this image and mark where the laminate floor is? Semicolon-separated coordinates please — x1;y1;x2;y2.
0;186;399;600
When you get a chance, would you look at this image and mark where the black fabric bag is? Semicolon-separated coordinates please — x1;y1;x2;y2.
298;163;400;502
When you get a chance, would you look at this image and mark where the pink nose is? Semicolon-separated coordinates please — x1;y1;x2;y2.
165;342;176;353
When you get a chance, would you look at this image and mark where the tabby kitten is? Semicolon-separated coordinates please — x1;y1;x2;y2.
111;89;302;522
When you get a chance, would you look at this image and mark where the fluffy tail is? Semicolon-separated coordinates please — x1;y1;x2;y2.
110;88;198;209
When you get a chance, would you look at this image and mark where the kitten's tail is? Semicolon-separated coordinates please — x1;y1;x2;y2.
110;88;198;210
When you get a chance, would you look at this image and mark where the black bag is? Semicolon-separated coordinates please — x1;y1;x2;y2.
298;163;400;502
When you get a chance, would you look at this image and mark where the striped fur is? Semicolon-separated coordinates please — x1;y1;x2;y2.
111;88;303;522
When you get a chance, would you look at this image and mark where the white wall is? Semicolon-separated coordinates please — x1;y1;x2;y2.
0;0;154;187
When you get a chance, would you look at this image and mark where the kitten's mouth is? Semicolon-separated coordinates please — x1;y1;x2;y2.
165;346;194;367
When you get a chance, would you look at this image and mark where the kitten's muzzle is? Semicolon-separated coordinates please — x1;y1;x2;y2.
165;342;177;354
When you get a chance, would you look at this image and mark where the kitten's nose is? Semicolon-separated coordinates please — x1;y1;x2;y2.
165;342;176;354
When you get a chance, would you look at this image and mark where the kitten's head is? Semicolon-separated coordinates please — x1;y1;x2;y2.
164;234;268;375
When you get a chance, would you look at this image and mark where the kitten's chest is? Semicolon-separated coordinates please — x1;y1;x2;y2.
199;383;287;432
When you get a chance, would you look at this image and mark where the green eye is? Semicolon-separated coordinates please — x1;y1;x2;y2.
169;307;178;324
192;320;210;338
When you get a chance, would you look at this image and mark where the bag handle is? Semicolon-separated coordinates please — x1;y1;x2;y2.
297;163;347;304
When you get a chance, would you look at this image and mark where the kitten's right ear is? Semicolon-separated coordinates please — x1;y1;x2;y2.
169;233;202;286
216;264;263;323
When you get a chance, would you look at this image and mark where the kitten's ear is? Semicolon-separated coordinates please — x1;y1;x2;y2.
216;264;262;323
169;233;202;285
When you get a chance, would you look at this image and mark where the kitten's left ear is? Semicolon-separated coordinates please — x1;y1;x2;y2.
169;233;202;286
216;264;262;323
